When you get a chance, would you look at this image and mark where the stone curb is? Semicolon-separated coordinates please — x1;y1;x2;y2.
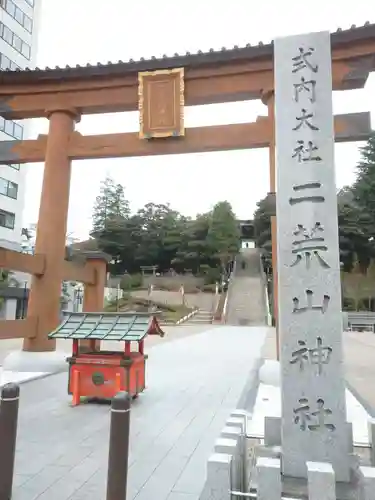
346;379;375;418
0;369;64;389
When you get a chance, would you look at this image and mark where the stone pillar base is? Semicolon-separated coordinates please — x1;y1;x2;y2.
2;350;68;373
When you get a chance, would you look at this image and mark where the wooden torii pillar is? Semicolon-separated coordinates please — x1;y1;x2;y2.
23;109;79;352
23;109;110;353
262;90;279;359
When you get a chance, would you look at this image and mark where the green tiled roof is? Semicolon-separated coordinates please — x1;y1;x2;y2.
48;312;163;342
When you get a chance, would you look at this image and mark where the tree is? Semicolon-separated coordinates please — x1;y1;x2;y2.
0;270;20;306
337;187;373;272
91;176;130;234
173;213;212;273
253;195;273;271
206;201;240;273
133;203;184;271
0;270;19;287
352;133;375;236
89;177;243;278
91;176;131;273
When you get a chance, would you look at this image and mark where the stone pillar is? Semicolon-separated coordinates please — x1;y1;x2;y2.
274;31;350;481
306;462;336;500
24;109;79;352
358;467;375;500
200;453;233;500
262;90;279;359
256;457;282;500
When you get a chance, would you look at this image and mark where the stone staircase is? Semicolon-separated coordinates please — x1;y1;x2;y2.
225;248;267;326
182;309;213;325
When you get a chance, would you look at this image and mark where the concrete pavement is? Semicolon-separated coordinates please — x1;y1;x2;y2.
10;326;268;500
0;325;216;366
263;328;375;414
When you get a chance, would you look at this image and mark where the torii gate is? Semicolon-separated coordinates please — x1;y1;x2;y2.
0;22;374;356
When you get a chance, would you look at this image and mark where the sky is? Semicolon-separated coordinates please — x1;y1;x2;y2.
22;0;375;240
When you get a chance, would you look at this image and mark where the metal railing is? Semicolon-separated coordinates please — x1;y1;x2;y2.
258;252;272;326
223;259;237;324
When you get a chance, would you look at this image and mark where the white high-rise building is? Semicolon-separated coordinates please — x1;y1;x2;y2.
0;0;42;247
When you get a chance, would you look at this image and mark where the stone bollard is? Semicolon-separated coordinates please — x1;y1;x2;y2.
306;462;336;500
106;392;131;500
0;383;20;500
256;457;282;500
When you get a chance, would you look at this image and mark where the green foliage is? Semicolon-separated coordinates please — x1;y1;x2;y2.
200;265;221;285
104;294;192;322
91;177;240;278
172;213;214;274
207;201;240;270
0;270;20;306
337;188;373;272
254;133;375;277
253;196;272;272
336;133;375;272
0;269;19;287
120;273;143;290
92;176;130;233
352;134;375;235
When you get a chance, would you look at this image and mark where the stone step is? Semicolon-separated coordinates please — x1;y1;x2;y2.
226;249;267;326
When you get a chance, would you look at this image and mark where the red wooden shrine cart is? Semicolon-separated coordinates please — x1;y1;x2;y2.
48;312;164;406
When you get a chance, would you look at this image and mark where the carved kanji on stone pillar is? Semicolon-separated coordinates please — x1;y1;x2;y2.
138;68;185;139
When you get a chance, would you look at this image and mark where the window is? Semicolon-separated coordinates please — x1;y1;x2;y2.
14;6;23;24
4;120;13;136
23;14;32;33
21;43;30;58
13;123;23;139
0;116;24;139
0;209;15;229
1;0;33;33
24;0;34;6
5;0;15;17
0;177;18;199
13;35;22;52
0;53;10;69
0;53;19;70
0;22;32;59
7;180;17;198
10;60;20;70
3;25;12;44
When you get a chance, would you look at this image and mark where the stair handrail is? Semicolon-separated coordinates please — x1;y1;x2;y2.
222;258;237;324
258;251;272;326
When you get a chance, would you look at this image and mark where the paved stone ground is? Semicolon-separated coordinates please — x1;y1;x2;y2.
0;325;212;366
263;328;375;413
10;326;268;500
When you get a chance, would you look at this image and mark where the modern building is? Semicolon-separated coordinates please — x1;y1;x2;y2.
21;223;81;254
0;0;42;247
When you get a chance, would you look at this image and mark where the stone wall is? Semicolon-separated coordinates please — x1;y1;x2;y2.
142;275;205;291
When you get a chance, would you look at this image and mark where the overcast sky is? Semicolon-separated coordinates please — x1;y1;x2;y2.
23;0;375;239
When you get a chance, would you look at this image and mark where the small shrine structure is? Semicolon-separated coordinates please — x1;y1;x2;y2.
48;311;164;405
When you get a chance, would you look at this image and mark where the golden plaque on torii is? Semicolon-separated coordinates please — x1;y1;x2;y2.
138;67;184;139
